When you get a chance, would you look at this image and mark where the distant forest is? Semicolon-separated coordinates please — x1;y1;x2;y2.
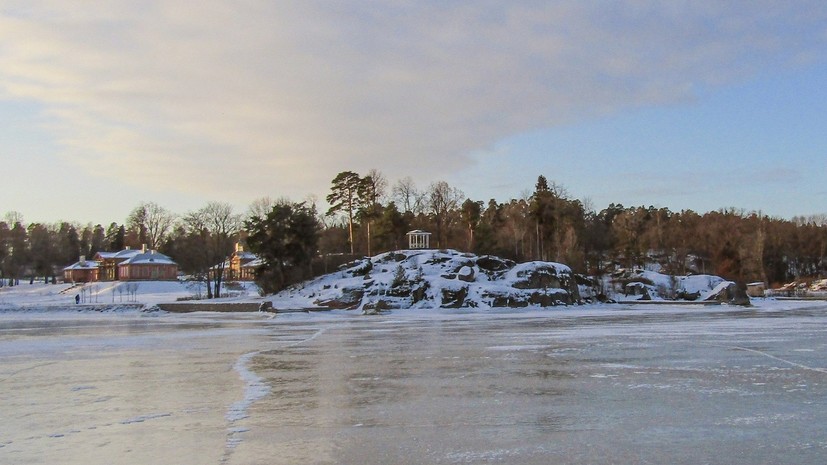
2;172;825;287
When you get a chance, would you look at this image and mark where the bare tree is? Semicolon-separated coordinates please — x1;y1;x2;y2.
426;181;464;248
501;199;532;260
364;169;387;204
247;196;295;220
127;201;176;250
247;196;276;220
3;211;24;226
204;202;242;298
184;202;242;299
392;176;424;214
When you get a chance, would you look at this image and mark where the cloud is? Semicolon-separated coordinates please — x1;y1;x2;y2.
747;166;802;185
1;1;826;207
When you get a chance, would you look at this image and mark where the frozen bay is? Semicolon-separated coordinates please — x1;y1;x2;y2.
2;302;827;464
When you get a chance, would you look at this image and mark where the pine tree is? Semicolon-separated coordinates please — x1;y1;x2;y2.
461;199;482;251
326;171;362;255
245;202;320;294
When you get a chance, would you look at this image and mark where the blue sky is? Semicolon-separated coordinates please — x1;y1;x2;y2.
1;1;826;223
455;64;827;218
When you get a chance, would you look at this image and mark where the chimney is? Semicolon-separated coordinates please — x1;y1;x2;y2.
79;255;86;265
141;244;147;253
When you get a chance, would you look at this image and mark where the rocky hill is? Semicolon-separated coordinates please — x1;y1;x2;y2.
270;249;752;312
273;249;583;312
610;268;750;305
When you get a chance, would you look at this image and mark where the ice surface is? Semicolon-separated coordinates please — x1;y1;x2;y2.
0;312;273;465
2;300;827;464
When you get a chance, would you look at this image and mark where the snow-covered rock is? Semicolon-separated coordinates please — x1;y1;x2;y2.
704;281;751;306
611;268;748;304
271;249;580;312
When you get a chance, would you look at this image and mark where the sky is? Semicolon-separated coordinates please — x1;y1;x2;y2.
1;1;826;224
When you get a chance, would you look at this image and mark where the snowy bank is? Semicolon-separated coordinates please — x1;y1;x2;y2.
0;280;263;312
0;252;752;314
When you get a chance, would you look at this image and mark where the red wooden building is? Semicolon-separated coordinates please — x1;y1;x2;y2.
63;256;100;283
117;251;179;281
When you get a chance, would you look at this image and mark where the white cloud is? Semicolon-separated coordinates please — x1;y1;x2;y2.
1;0;826;212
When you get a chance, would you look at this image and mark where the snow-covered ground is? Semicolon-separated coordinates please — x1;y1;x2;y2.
0;280;262;311
0;273;780;314
0;250;801;314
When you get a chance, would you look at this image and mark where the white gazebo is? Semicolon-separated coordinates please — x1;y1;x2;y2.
406;230;431;249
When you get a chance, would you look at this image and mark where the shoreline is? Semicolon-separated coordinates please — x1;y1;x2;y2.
0;302;147;312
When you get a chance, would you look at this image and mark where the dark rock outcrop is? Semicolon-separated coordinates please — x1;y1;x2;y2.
705;282;751;306
306;249;580;311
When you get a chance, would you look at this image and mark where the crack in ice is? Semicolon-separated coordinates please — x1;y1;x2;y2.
221;326;330;463
714;344;827;375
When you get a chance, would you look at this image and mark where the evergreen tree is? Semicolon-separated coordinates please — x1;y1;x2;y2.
474;199;505;257
374;202;408;251
0;221;9;282
461;199;482;251
245;202;320;294
90;224;106;257
6;221;28;285
326;171;362;255
56;222;81;265
27;223;54;282
106;223;126;251
356;171;386;256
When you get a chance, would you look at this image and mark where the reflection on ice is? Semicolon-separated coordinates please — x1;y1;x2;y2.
225;303;827;465
3;302;827;464
0;313;272;465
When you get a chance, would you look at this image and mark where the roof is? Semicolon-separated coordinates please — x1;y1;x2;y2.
235;251;257;261
63;260;101;271
114;248;143;259
210;259;231;270
211;251;260;270
406;229;431;235
94;251;120;259
118;252;177;266
242;257;265;268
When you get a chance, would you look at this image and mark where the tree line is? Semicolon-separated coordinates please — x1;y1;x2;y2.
2;172;826;295
320;172;826;288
